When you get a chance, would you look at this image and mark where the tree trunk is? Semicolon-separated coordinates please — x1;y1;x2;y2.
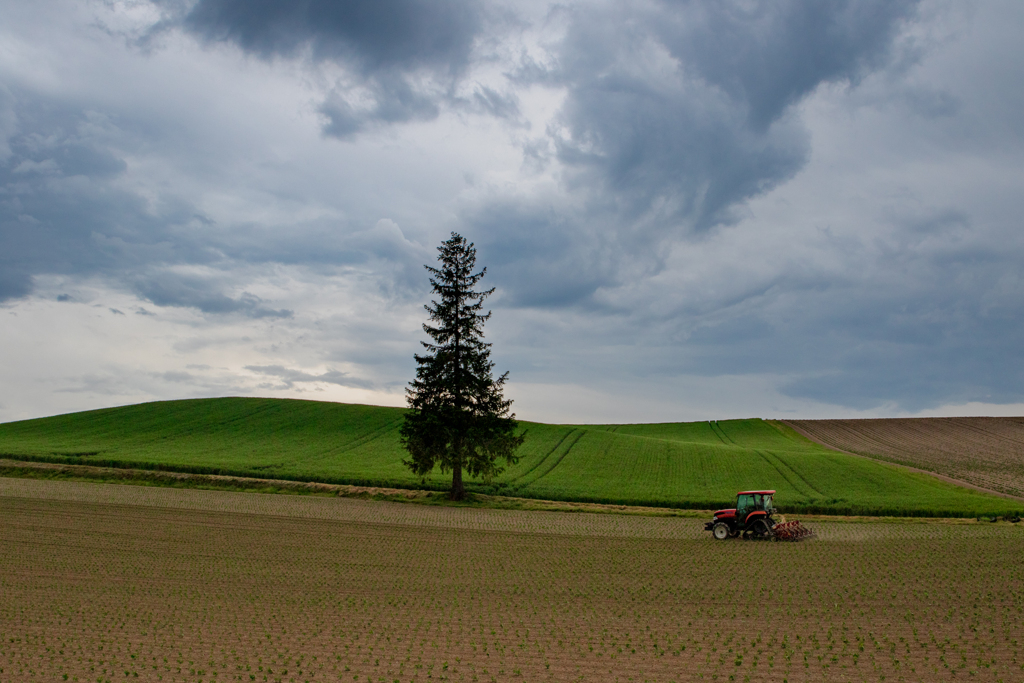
449;461;466;501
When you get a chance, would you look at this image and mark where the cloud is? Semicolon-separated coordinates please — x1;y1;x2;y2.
176;0;483;137
471;0;920;308
0;88;419;315
0;98;229;307
134;272;293;318
245;364;373;390
182;0;480;69
551;0;918;225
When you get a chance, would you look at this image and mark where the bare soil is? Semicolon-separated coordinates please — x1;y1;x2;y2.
1;479;1023;682
787;417;1024;499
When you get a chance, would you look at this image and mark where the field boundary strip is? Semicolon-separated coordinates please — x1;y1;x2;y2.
0;457;717;518
0;476;717;538
783;420;1024;503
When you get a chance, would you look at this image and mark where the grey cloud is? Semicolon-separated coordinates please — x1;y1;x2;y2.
468;203;612;308
673;216;1024;411
655;0;919;130
0;92;301;316
158;371;195;382
245;364;372;389
55;374;129;395
319;75;441;138
178;0;482;137
182;0;479;70
211;217;432;296
0;89;427;311
475;0;921;310
549;0;919;229
135;273;293;318
464;86;522;122
0;95;210;301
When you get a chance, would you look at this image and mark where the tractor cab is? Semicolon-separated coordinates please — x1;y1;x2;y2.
737;491;775;519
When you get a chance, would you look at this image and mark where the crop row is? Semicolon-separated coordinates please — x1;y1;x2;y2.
789;417;1024;499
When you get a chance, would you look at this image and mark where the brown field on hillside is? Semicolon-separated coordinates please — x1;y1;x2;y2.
787;417;1024;499
2;480;1023;683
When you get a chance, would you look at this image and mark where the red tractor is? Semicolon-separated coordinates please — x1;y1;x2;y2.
704;490;813;541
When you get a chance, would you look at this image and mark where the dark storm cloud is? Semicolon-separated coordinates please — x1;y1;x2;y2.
477;0;920;307
177;0;483;136
182;0;479;69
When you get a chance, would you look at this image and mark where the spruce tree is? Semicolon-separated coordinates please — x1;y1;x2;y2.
400;232;524;500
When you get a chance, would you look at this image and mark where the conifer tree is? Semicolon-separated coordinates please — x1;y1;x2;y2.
400;232;524;500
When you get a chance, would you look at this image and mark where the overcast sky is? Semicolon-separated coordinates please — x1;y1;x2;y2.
2;0;1023;424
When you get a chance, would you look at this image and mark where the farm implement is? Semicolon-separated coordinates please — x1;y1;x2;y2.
704;490;815;541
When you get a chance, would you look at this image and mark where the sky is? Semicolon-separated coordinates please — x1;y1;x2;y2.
2;0;1024;424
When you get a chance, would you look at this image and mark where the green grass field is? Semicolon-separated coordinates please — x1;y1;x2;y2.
0;397;1019;516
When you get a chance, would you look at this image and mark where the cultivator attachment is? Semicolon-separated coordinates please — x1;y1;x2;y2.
771;520;815;541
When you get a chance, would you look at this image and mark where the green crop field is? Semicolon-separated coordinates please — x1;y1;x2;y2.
0;397;1020;517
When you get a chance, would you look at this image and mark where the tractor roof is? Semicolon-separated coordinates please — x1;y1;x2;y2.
737;490;776;495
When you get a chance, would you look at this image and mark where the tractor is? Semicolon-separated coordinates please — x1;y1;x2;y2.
704;490;813;541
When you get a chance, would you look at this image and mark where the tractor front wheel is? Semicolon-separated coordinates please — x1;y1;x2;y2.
712;522;731;540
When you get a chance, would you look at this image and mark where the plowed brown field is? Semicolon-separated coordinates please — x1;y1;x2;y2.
2;479;1023;683
787;417;1024;500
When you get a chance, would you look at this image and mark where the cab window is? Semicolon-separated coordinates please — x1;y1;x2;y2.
736;494;754;514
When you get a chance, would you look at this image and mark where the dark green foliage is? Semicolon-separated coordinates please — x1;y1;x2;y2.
400;233;524;499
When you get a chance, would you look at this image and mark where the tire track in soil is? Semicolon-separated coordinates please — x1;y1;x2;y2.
755;449;823;498
513;430;587;489
336;417;405;454
503;428;579;485
709;421;733;445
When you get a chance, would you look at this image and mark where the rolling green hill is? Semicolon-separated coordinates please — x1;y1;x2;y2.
0;397;1019;517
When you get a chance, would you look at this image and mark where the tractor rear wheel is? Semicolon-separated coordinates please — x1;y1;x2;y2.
752;519;772;540
712;522;730;540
